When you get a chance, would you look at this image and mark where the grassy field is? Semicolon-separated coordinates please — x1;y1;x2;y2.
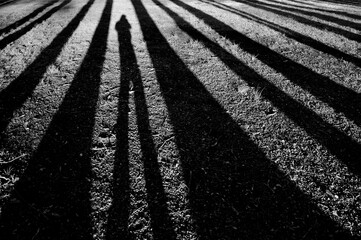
1;0;361;239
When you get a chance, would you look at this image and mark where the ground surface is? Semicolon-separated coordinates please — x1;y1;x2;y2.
0;0;361;239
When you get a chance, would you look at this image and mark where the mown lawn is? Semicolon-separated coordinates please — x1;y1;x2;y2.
1;0;361;239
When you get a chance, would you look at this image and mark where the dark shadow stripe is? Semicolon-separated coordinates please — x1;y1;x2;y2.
107;15;177;240
169;0;361;174
105;15;133;240
131;0;356;239
130;20;177;240
267;0;361;21
0;0;95;134
0;0;57;36
316;0;361;7
232;0;361;42
0;0;71;50
199;0;361;68
0;0;15;8
249;0;361;31
0;0;112;238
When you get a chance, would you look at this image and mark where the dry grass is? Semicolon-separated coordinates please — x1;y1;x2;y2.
1;0;361;239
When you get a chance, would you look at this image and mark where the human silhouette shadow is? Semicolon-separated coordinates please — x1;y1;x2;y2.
232;0;361;42
199;0;361;68
105;15;132;240
0;0;71;50
169;0;361;175
0;0;57;36
0;0;95;135
106;15;176;240
131;0;356;239
0;0;112;238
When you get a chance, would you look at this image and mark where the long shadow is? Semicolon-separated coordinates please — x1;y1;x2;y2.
131;0;357;239
0;0;95;135
200;0;361;68
0;0;71;50
106;15;176;240
0;0;112;238
0;0;16;7
268;0;361;20
248;0;361;31
105;16;132;240
169;0;361;174
129;19;177;240
317;0;361;6
0;0;57;36
232;0;361;42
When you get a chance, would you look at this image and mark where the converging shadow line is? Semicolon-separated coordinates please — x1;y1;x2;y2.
267;0;361;21
0;0;71;50
154;0;361;175
0;0;57;36
0;0;111;237
250;0;361;31
199;0;361;68
132;37;178;240
170;0;361;144
0;0;96;134
232;0;361;42
316;0;361;7
131;0;356;239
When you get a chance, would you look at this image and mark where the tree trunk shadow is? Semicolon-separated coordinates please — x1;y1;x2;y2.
0;0;112;238
0;0;57;36
200;0;361;68
131;0;357;239
0;0;71;50
170;0;361;178
0;0;93;135
233;0;361;42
